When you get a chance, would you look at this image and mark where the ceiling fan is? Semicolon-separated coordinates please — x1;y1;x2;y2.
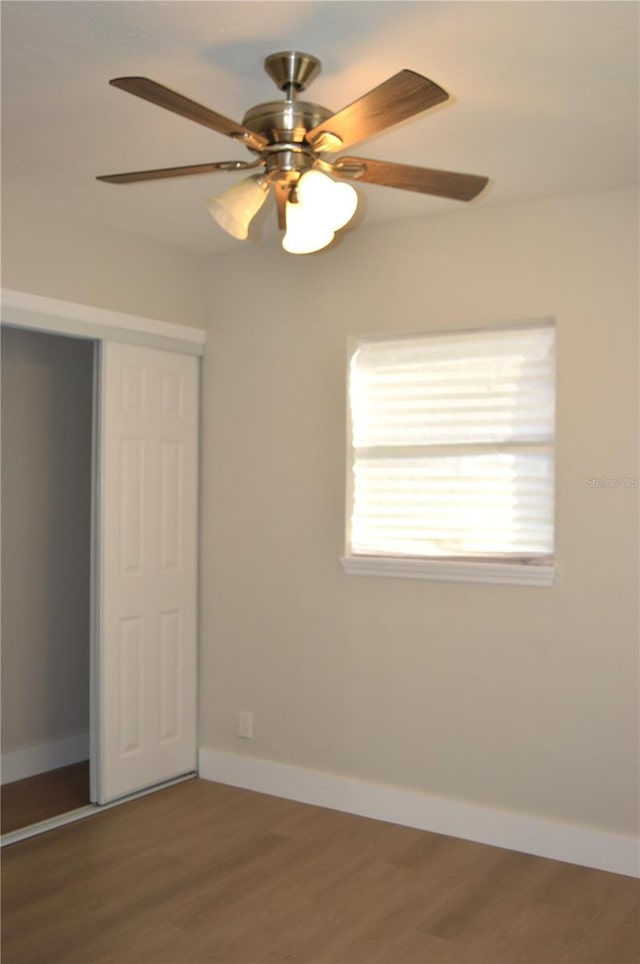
98;51;489;253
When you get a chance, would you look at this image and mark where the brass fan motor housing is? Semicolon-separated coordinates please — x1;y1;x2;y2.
242;100;333;146
242;99;335;183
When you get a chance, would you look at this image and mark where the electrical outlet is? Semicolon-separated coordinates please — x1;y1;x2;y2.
238;710;254;739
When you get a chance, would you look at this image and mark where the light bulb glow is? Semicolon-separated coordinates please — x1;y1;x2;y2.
282;200;334;254
206;176;269;240
281;170;358;254
296;170;358;231
296;170;336;207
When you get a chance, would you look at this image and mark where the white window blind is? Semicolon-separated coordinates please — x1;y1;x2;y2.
347;323;555;564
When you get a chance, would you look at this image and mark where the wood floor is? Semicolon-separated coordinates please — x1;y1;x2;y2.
0;761;90;834
1;778;638;964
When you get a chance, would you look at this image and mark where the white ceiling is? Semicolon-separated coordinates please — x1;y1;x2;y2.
2;1;638;255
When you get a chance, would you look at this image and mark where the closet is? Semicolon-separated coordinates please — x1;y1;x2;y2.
1;327;93;831
1;292;204;838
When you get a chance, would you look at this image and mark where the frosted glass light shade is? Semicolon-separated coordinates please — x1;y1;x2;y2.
327;181;358;230
297;170;358;231
296;170;336;206
206;176;269;240
282;170;359;254
282;200;334;254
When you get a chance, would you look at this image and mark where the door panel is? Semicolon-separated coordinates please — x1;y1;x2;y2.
98;342;198;803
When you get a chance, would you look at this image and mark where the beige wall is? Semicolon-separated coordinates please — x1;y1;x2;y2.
1;188;207;329
1;327;93;752
199;186;639;836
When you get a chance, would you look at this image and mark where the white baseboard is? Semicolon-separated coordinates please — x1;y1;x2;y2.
199;748;639;879
1;732;90;785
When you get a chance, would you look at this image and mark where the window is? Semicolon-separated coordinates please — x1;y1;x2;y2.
343;322;556;586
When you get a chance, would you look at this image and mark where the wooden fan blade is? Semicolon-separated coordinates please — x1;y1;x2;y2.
336;156;489;201
97;161;259;184
109;77;267;151
306;70;448;152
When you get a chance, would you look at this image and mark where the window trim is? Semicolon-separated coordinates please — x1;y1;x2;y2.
343;319;556;587
340;554;555;586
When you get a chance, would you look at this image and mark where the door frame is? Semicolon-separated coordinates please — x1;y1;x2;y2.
1;288;205;808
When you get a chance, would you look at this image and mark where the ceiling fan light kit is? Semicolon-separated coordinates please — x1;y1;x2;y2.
98;51;489;254
281;170;359;253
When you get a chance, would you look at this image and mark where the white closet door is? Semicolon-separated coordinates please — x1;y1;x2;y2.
97;342;198;803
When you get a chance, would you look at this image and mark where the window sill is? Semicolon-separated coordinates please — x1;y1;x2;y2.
340;555;555;587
